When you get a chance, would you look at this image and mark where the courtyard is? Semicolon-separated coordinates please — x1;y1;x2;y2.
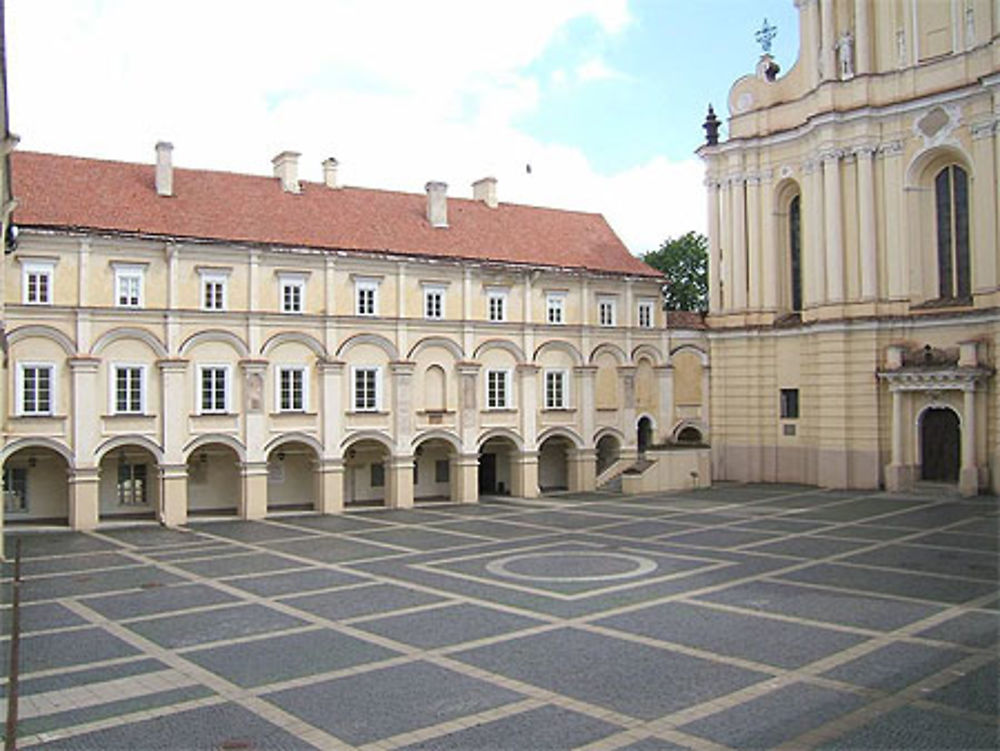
1;483;997;750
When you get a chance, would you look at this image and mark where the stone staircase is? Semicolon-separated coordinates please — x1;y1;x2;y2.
597;457;655;492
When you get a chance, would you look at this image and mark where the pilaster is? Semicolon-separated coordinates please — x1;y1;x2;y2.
239;359;269;463
517;364;539;451
457;361;481;454
731;177;748;310
655;365;675;441
159;464;188;527
240;461;268;520
511;451;539;499
568;448;597;492
822;150;845;303
387;455;415;509
618;365;637;448
450;453;479;504
575;365;597;449
855;146;878;300
68;467;100;530
390;360;416;453
319;359;345;458
317;458;344;514
69;356;100;467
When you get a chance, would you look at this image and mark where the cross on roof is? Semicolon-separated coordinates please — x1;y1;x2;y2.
755;17;777;54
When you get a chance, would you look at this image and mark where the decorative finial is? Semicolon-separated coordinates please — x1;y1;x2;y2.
703;104;720;146
755;17;777;54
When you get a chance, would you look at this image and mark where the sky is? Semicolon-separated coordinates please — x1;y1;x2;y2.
5;0;800;256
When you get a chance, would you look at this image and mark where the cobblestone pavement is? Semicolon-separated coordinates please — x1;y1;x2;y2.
2;484;998;750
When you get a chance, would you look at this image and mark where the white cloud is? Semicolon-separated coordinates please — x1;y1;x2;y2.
575;58;624;83
6;0;705;255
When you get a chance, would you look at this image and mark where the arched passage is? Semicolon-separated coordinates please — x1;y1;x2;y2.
538;435;572;492
413;436;457;504
920;408;960;482
267;440;320;512
186;443;241;516
3;446;70;524
343;438;390;507
637;416;654;455
478;435;517;496
98;444;159;520
596;434;621;476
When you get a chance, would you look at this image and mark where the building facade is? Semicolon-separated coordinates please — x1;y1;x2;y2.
1;147;710;529
700;0;999;495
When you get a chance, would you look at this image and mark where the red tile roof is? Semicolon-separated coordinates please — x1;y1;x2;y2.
11;151;661;278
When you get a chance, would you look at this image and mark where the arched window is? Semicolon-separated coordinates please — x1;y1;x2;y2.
788;194;803;311
934;165;970;299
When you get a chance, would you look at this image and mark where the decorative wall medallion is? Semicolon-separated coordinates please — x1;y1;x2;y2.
914;105;960;148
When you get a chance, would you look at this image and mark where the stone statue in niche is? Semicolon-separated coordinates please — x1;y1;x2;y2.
836;29;854;79
246;372;263;413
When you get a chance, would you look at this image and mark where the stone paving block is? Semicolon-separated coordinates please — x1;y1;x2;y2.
616;738;688;751
581;502;688;518
262;536;403;564
818;704;998;749
814;524;917;541
777;563;997;604
172;552;305;578
96;527;205;548
270;513;392;533
31;701;318;750
841;544;998;581
926;660;998;716
0;658;167;700
430;518;555;540
81;583;241;620
0;627;139;677
678;682;866;748
144;543;244;562
421;502;526;517
222;567;371;597
501;510;627;530
184;628;399;687
730;517;834;533
1;602;86;635
264;660;524;746
916;611;1000;648
946;517;1000;537
742;535;871;559
352;602;546;648
20;566;185;603
596;601;867;669
355;508;455;524
787;498;927;522
4;533;119;558
821;641;966;692
908;530;999;553
694;580;943;631
400;704;623;750
591;520;699;539
656;528;779;549
280;582;447;622
189;520;317;543
657;512;752;525
347;526;489;551
7;552;139;578
453;627;771;720
124;603;308;649
874;504;992;529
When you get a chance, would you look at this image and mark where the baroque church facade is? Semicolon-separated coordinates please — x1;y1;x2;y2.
700;0;999;495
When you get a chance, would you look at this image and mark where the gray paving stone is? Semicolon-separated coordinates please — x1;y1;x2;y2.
821;641;966;691
1;602;86;635
582;502;687;518
658;512;751;525
730;517;834;533
916;611;1000;648
678;682;866;748
788;498;927;522
400;704;623;750
96;526;204;547
223;567;370;597
184;628;399;687
778;563;997;604
592;520;699;539
501;510;626;530
874;503;992;529
263;536;402;564
0;658;166;699
264;660;523;745
348;526;488;551
280;582;447;621
694;580;943;631
616;738;688;751
927;660;998;716
271;513;392;533
172;552;305;578
597;601;867;669
946;517;1000;537
190;520;317;542
820;524;919;541
81;582;241;619
20;566;184;602
742;535;871;558
908;530;999;553
430;518;554;540
842;544;998;581
453;627;771;720
657;528;779;549
4;533;119;558
33;701;317;750
819;704;998;749
125;603;308;649
352;602;545;648
144;543;244;561
11;552;138;578
355;508;455;524
0;627;139;677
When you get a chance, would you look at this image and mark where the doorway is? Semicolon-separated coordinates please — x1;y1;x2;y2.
920;408;960;482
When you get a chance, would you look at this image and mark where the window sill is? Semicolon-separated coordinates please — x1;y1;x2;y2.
910;296;973;311
270;411;318;417
103;413;154;419
482;408;516;414
542;407;575;414
350;410;389;416
12;413;64;420
417;410;455;416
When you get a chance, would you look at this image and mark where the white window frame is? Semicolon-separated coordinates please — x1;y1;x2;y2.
355;278;380;317
278;273;307;314
423;284;446;320
544;368;569;410
110;363;147;415
200;271;229;311
276;365;308;413
487;288;508;322
16;362;55;416
22;261;54;305
485;368;511;409
197;364;231;414
351;365;382;412
598;296;617;327
546;292;566;325
113;263;146;309
638;300;655;328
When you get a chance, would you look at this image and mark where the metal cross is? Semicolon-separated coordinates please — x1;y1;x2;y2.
755;17;777;54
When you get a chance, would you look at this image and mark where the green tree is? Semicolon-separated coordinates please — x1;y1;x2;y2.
641;231;708;312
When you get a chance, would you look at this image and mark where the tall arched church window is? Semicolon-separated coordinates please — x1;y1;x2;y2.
789;194;803;312
934;165;970;299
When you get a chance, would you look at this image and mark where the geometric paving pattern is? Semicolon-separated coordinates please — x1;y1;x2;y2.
2;483;997;749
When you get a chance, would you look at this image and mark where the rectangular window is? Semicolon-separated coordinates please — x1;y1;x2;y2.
638;301;654;328
356;280;379;316
201;273;227;311
370;463;385;487
20;364;54;415
117;462;148;505
278;367;306;412
546;293;565;324
353;367;379;412
280;277;304;313
114;366;143;414
3;467;27;513
424;286;444;319
545;370;567;409
486;369;509;409
780;388;800;419
487;290;507;322
435;459;450;483
114;265;145;308
200;366;228;413
23;262;54;305
598;298;616;327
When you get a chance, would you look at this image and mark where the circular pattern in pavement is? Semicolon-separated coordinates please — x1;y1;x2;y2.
485;551;658;583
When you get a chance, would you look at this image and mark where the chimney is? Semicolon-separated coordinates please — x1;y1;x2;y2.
322;157;340;189
155;141;173;197
472;176;498;208
425;181;448;228
272;150;301;193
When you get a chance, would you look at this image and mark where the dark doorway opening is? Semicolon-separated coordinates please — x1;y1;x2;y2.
637;417;653;455
920;408;960;482
478;452;497;494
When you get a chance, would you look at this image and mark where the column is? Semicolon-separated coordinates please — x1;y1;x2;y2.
823;151;845;303
396;262;408;357
567;448;597;492
719;179;734;311
885;386;907;492
247;250;260;354
807;159;826;306
706;181;722;313
856;146;878;300
655;365;674;441
317;458;344;514
69;357;100;467
855;0;871;74
75;240;91;351
450;453;479;504
580;277;591;356
575;365;597;450
731;177;748;310
761;174;778;310
971;122;998;294
457;362;481;455
701;365;711;440
158;358;189;526
820;0;836;80
324;257;337;354
387;455;414;509
319;359;345;459
165;243;180;353
959;387;978;496
68;467;100;531
746;173;763;310
240;462;268;520
881;141;907;300
462;267;473;356
239;359;268;519
511;451;539;499
518;364;539;451
522;271;535;357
